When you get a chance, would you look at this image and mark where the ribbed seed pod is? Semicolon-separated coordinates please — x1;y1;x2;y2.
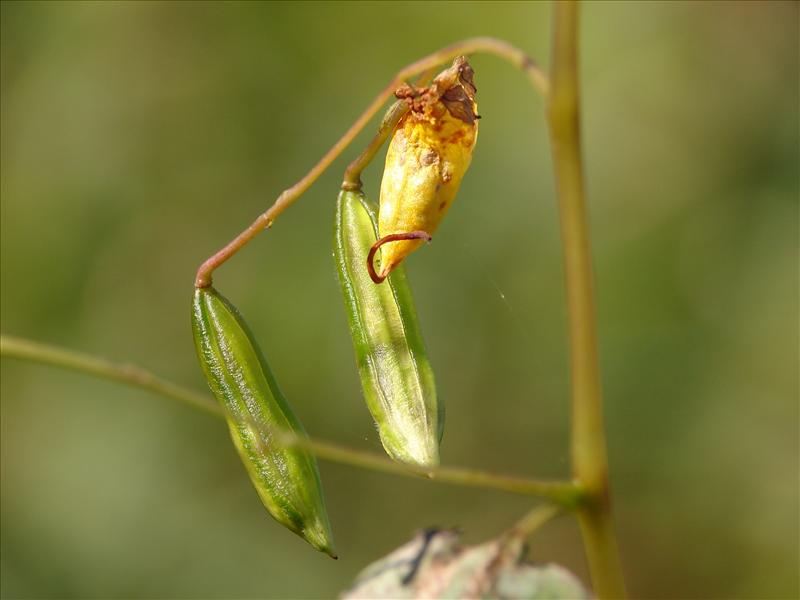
192;287;336;557
334;189;441;468
372;55;479;283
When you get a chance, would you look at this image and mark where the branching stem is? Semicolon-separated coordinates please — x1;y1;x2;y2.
6;19;627;595
0;333;579;506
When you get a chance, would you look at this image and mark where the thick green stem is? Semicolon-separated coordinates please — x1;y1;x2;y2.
0;333;579;505
546;1;626;597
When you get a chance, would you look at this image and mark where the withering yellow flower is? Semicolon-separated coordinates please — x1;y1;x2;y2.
368;56;479;283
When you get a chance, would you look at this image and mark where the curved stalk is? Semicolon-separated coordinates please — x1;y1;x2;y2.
194;37;548;288
546;2;626;597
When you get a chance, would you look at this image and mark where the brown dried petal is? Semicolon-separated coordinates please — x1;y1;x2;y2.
441;85;477;124
458;61;477;97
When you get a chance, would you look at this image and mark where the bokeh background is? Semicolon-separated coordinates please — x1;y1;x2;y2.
1;1;797;598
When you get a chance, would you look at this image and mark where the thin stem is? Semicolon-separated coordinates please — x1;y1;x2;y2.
282;433;580;505
342;100;408;190
546;1;626;598
343;67;441;189
0;334;222;417
195;36;548;288
342;100;409;190
0;333;579;505
507;503;562;540
478;503;563;574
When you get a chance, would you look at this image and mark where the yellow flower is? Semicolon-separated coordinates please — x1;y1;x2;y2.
369;56;478;283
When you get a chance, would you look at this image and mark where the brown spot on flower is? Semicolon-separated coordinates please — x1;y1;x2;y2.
448;130;466;144
421;150;437;166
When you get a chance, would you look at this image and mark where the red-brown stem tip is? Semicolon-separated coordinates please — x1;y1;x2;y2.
366;231;432;284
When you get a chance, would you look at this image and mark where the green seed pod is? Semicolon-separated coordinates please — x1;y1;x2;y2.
192;287;336;558
334;189;441;468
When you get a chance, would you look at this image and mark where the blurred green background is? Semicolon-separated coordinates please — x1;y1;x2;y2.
1;1;797;598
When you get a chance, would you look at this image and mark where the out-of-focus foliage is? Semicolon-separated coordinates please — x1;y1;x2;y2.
1;2;797;599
